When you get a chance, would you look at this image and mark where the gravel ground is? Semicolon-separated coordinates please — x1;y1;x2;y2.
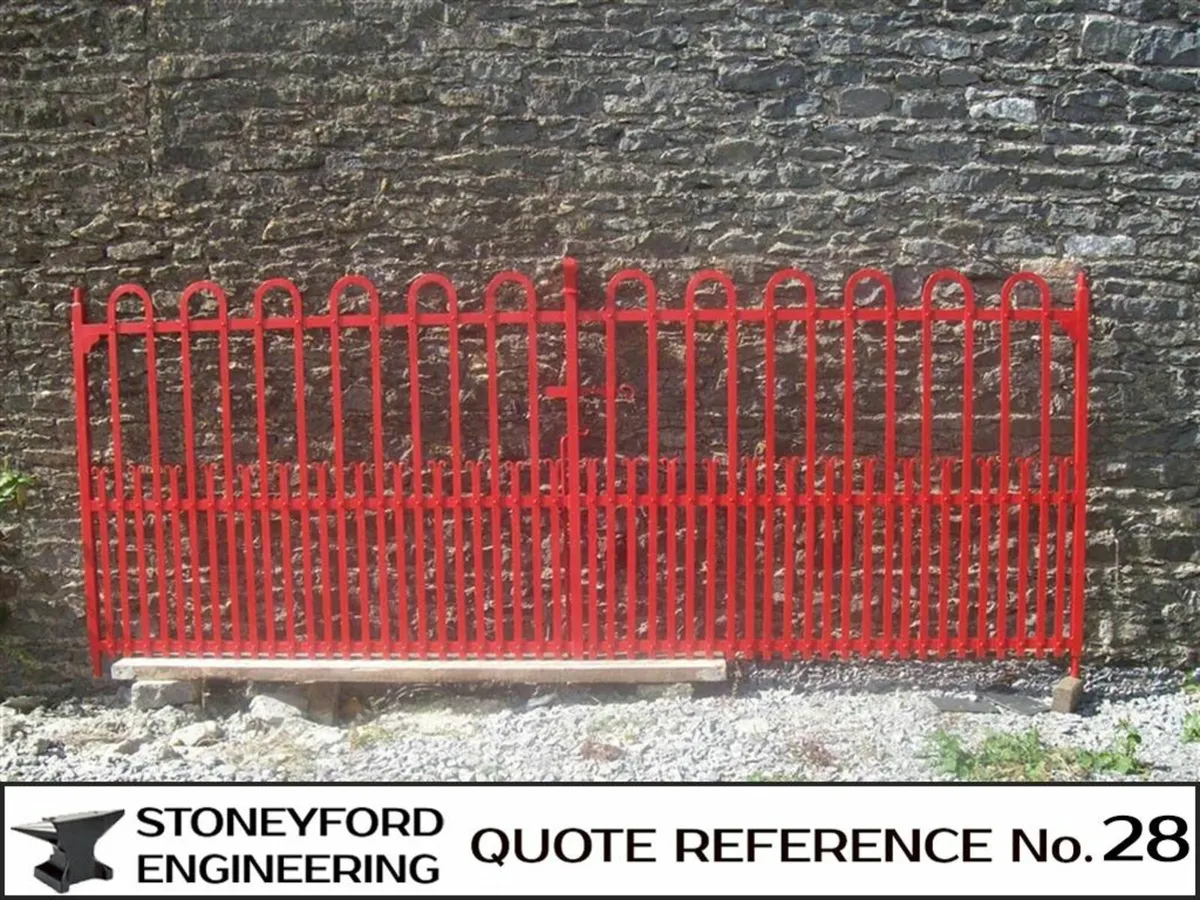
2;662;1197;782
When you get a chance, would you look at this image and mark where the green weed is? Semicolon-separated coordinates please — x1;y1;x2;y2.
928;722;1147;781
1182;711;1200;744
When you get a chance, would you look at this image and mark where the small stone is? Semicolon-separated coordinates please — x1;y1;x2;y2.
1051;676;1084;714
1136;26;1200;67
633;684;694;701
734;717;771;736
302;724;345;748
838;87;891;117
111;735;148;755
32;737;61;756
1080;16;1140;61
968;97;1038;124
131;680;200;711
70;214;119;242
171;721;222;747
864;678;902;694
524;692;558;711
249;682;309;709
580;739;625;762
901;34;971;60
248;693;306;726
715;62;804;94
1;715;27;742
939;67;979;86
1064;234;1136;258
2;695;45;713
107;240;167;262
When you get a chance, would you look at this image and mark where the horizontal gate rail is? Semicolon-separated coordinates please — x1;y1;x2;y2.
70;261;1090;675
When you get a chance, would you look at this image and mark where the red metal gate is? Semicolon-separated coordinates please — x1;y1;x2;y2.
70;260;1090;675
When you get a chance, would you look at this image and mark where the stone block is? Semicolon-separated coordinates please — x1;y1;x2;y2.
1051;676;1084;714
837;87;891;117
1064;234;1137;258
306;683;340;726
248;693;307;725
130;680;200;711
1080;16;1141;61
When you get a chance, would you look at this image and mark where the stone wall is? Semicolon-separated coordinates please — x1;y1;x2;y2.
1;0;1198;690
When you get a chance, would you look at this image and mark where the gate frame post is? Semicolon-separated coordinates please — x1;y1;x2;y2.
71;289;103;675
1069;270;1090;679
562;258;585;657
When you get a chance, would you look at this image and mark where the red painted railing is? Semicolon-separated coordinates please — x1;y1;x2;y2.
70;260;1089;675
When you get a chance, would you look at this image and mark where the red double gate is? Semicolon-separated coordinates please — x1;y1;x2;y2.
71;259;1090;675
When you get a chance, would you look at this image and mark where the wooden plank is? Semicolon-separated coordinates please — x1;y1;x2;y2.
110;656;728;684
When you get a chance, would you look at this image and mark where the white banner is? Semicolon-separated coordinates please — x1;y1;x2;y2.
2;783;1195;896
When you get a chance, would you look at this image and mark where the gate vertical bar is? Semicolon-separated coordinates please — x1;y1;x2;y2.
289;284;315;657
918;280;933;657
484;284;502;655
562;258;585;657
216;292;240;654
804;288;818;656
1037;283;1052;657
684;280;698;654
549;460;563;652
862;458;874;653
174;286;222;650
370;282;389;655
959;283;975;659
641;275;660;656
998;280;1012;658
526;284;543;656
105;294;131;656
405;285;428;655
96;469;115;656
280;463;297;654
900;459;914;655
1055;459;1069;654
71;293;103;673
251;290;270;654
330;288;351;656
446;285;467;655
141;294;168;654
587;459;599;656
979;459;992;656
841;280;856;657
431;461;447;654
168;467;185;653
604;272;619;657
882;279;896;657
725;278;738;654
761;286;776;656
131;466;149;653
1070;272;1090;677
666;458;678;651
1016;458;1031;655
354;461;371;652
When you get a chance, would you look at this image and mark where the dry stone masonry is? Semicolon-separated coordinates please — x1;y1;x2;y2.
1;0;1199;691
